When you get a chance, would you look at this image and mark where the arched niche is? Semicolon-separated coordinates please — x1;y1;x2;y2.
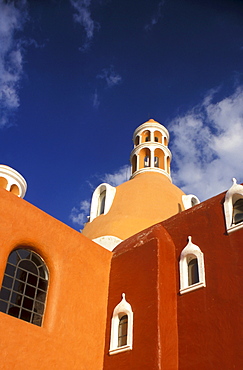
139;147;150;169
154;148;165;170
141;130;151;143
0;177;8;190
10;184;20;196
154;130;162;143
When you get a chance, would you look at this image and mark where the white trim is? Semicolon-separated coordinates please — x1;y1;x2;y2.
130;167;171;180
89;183;116;222
109;293;133;355
182;194;200;209
92;235;123;251
179;236;206;294
224;178;243;233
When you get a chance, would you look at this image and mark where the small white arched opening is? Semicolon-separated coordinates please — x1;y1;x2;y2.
179;236;206;294
89;183;116;222
182;194;200;210
224;178;243;233
109;293;133;355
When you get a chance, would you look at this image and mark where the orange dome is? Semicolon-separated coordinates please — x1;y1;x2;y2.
82;172;185;241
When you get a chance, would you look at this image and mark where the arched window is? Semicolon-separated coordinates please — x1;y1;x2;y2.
188;258;199;285
179;237;205;294
97;190;106;216
118;314;128;347
233;199;243;225
224;178;243;233
0;249;49;326
89;183;116;222
109;293;133;355
182;194;200;210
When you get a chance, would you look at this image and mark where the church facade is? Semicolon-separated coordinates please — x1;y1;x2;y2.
0;119;242;369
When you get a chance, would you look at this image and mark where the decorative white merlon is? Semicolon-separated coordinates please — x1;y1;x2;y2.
182;194;200;209
224;178;243;233
89;183;116;222
179;236;206;294
109;293;133;355
0;165;27;198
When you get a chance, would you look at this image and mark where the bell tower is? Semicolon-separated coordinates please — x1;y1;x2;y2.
130;118;172;181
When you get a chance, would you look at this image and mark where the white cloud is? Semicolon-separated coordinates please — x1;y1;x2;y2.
145;1;165;31
169;86;243;201
0;0;28;128
70;0;98;50
70;199;91;226
101;165;131;186
97;65;122;88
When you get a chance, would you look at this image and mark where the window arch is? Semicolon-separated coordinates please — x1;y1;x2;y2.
109;293;133;355
179;236;206;294
224;178;243;233
89;183;116;222
97;190;106;216
188;257;199;285
0;249;49;326
118;314;128;347
182;194;200;210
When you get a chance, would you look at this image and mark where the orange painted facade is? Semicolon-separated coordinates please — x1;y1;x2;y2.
0;188;111;370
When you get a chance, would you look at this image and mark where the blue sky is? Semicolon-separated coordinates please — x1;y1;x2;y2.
1;0;243;230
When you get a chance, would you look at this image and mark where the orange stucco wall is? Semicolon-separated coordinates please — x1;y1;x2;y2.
0;188;112;370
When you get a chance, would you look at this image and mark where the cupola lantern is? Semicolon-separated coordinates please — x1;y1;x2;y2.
130;119;172;181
